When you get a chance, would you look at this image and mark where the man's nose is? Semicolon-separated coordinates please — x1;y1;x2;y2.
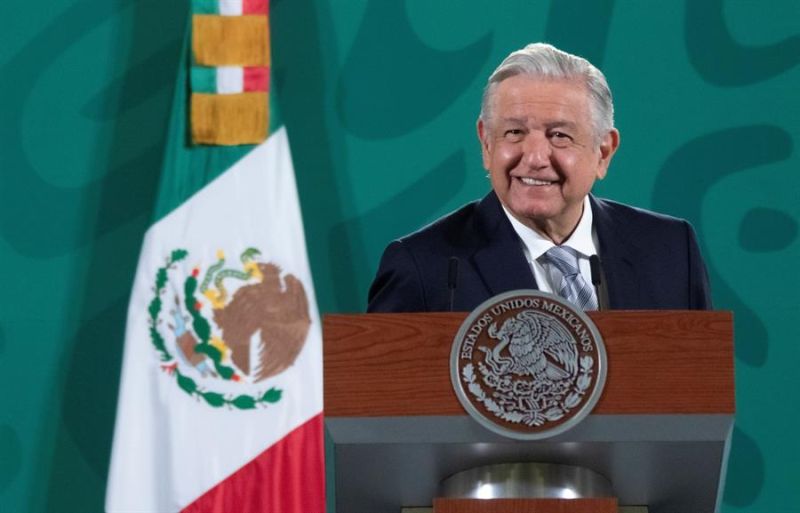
521;133;551;168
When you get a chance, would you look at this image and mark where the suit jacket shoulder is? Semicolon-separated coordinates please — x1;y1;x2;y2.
368;193;534;312
590;196;712;309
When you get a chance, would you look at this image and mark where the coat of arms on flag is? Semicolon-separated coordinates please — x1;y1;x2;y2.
149;247;311;409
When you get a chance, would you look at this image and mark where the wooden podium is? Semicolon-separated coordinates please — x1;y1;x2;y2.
323;311;734;513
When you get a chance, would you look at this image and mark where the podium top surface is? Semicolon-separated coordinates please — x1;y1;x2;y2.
324;310;734;417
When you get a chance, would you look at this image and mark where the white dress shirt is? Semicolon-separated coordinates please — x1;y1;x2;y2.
502;196;599;294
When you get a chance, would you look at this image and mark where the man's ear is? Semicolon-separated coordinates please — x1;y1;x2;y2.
595;128;620;180
477;118;491;169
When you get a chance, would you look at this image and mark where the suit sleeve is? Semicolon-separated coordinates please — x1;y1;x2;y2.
685;221;713;310
367;240;428;312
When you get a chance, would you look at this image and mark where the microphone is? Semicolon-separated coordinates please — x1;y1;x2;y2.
589;255;608;311
448;257;459;312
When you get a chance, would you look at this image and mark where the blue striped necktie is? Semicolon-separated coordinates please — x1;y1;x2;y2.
543;246;598;311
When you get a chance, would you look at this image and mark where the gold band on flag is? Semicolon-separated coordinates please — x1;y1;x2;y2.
191;92;268;145
192;15;270;66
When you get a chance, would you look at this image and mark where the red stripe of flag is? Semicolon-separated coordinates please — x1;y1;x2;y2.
243;0;268;14
244;66;270;92
182;414;326;513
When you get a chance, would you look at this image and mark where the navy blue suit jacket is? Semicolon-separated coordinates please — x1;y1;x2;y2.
368;192;711;312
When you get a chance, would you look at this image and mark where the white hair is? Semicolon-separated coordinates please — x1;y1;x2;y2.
479;43;614;142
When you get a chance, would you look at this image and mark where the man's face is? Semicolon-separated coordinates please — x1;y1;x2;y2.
478;76;619;242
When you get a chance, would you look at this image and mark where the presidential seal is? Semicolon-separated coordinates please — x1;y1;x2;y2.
450;290;607;439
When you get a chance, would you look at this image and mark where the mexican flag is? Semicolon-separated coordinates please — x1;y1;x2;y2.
105;3;325;512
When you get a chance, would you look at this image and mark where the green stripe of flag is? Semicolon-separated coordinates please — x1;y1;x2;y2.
191;0;219;14
190;66;217;93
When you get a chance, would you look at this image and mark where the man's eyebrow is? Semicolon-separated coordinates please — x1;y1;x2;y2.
495;118;580;130
497;116;527;125
544;120;578;130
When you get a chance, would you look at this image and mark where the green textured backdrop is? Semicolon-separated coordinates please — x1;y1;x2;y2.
1;0;798;512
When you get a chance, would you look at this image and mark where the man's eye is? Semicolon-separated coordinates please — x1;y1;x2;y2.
549;131;573;146
504;129;524;139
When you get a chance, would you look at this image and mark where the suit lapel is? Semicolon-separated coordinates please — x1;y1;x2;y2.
590;196;641;309
470;193;537;295
467;193;643;305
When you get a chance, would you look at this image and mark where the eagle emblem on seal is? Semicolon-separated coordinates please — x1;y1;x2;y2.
483;310;578;381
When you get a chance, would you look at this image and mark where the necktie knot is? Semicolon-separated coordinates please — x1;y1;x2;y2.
545;245;580;277
542;246;598;311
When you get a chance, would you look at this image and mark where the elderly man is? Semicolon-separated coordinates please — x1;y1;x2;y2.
368;43;711;313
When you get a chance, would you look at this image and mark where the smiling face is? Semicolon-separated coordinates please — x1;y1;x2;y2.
478;76;619;243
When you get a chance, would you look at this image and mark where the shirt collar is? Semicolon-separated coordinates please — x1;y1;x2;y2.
503;196;596;261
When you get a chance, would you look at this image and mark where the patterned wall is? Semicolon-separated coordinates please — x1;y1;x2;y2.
1;0;797;511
